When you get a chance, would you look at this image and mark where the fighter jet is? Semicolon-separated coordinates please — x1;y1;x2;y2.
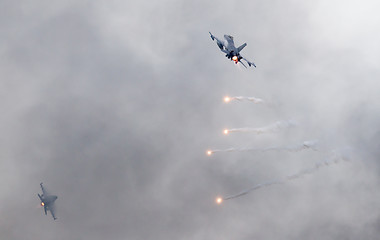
209;32;256;68
37;182;58;220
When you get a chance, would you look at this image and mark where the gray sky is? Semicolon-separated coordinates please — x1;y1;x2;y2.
1;0;380;239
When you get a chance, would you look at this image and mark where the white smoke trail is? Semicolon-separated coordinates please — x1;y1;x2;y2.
208;140;319;155
225;120;297;135
224;96;264;104
222;148;351;201
262;140;319;152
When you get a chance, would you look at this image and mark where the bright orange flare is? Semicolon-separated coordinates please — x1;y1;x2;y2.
224;96;231;103
207;150;213;156
223;129;229;135
216;197;223;204
232;56;238;63
41;202;44;206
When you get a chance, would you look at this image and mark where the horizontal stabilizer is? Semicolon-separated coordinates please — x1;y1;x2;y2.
249;61;256;68
242;57;256;68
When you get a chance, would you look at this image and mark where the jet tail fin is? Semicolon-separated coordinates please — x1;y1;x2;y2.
237;43;247;53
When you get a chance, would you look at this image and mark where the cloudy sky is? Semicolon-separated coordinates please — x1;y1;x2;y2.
1;0;380;239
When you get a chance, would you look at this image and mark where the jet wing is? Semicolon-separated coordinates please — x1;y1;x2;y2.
50;208;57;220
237;43;247;53
209;32;228;53
48;203;57;220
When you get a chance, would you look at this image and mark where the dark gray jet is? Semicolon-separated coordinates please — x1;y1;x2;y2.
209;32;256;68
38;182;58;220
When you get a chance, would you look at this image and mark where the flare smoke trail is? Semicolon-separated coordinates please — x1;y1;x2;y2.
225;120;297;135
208;140;318;155
223;180;284;200
224;96;264;104
221;148;351;201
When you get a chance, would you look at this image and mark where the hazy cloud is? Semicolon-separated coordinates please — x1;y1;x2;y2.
1;0;380;239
